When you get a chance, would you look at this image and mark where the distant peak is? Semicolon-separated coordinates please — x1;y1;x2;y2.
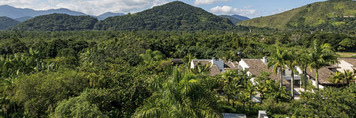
0;5;11;7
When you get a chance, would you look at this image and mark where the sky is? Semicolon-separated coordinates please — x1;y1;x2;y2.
0;0;327;18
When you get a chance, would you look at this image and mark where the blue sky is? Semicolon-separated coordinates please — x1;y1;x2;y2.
0;0;326;18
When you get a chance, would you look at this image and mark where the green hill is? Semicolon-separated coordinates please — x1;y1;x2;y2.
0;16;19;30
220;15;243;25
11;14;98;31
94;1;233;30
238;0;356;32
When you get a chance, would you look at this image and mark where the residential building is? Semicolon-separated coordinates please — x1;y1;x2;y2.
190;58;238;76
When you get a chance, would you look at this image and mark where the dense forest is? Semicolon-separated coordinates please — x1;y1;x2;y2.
0;0;355;117
94;1;233;31
238;0;356;32
0;17;19;30
10;14;98;31
0;30;354;117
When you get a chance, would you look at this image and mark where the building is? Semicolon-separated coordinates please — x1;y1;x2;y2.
306;66;340;89
190;58;238;76
238;57;291;87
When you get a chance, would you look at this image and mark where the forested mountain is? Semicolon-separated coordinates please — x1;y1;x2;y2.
94;1;233;30
238;0;356;32
97;12;125;20
15;16;33;22
0;16;19;30
0;5;86;19
11;14;98;31
231;15;250;21
220;15;243;25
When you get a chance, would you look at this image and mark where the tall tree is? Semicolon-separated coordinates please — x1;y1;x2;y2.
286;49;298;98
296;49;312;91
309;40;338;90
268;46;288;88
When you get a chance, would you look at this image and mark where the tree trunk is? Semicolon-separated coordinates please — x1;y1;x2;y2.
279;68;283;88
316;69;319;90
291;70;294;99
304;68;307;91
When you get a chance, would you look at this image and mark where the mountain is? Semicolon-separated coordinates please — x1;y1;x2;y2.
220;15;243;24
11;14;98;31
231;15;250;21
238;0;356;32
97;12;125;20
0;16;19;30
15;16;33;22
0;5;86;19
94;1;233;30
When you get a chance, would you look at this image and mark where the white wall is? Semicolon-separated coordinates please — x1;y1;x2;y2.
238;59;250;70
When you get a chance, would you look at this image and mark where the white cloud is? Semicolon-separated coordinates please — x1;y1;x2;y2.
0;0;168;15
210;6;256;16
194;0;229;5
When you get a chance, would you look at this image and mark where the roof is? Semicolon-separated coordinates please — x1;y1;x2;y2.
242;59;290;85
210;65;221;76
224;61;239;70
192;59;211;66
222;113;246;118
340;57;356;68
171;58;184;64
306;66;334;84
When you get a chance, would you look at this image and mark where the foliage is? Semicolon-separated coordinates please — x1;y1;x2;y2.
50;89;108;118
239;0;356;32
94;1;234;31
0;30;353;117
0;17;19;30
11;14;98;31
133;68;222;118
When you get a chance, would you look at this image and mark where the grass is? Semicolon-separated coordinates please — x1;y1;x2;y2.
336;52;356;58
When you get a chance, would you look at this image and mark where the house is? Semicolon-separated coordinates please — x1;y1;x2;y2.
238;57;291;87
306;66;340;89
190;58;238;76
306;58;356;88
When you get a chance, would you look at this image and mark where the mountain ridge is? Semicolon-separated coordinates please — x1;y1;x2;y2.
238;1;356;32
11;13;98;31
0;16;19;30
94;1;233;31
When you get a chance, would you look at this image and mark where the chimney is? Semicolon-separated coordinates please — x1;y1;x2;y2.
262;57;267;64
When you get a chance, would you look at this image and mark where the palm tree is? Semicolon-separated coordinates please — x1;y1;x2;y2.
221;69;240;107
268;46;288;88
286;49;298;98
309;40;338;90
329;70;355;85
296;49;312;91
133;68;222;118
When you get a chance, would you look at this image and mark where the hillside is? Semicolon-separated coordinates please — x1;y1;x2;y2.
94;1;233;30
11;14;98;31
0;5;86;19
231;15;250;21
97;12;125;20
238;0;356;32
15;16;33;22
0;16;20;30
220;15;243;25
